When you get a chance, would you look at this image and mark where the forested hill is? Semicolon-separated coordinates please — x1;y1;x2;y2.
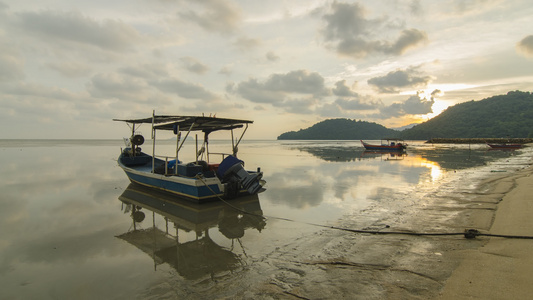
277;119;399;140
276;91;533;140
401;91;533;139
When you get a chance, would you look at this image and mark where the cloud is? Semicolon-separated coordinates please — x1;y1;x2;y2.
231;70;329;113
152;78;218;101
219;65;233;76
231;78;284;104
15;10;141;52
451;0;501;15
322;2;370;42
335;98;381;111
401;93;435;114
409;0;422;15
46;61;92;78
331;80;382;110
119;63;169;79
178;0;242;34
263;70;328;95
235;70;328;103
273;97;317;114
375;91;436;118
0;82;110;123
516;35;533;58
431;89;443;97
180;56;209;74
266;51;280;62
367;67;432;93
0;43;25;82
332;80;357;97
2;82;78;102
319;88;438;119
321;2;427;58
87;73;150;101
386;28;428;55
317;82;382;118
233;36;261;51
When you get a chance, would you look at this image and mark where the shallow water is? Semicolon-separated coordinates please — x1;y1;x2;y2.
0;139;531;299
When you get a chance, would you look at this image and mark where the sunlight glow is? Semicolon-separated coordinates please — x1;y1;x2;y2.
400;83;482;122
419;159;444;182
424;100;450;119
400;83;481;96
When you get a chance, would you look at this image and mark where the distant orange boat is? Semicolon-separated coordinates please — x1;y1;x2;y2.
360;139;407;151
486;143;522;149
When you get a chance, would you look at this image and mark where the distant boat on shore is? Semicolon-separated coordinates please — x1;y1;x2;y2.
360;139;407;151
486;142;522;149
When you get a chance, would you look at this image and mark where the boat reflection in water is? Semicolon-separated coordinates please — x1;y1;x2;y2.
360;150;407;161
116;184;266;280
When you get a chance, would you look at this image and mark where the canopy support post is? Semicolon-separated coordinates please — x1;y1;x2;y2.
175;126;180;175
233;123;248;157
151;110;156;173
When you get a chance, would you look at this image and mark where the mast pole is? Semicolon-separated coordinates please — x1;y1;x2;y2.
151;110;156;173
231;129;235;157
195;134;198;164
205;132;210;163
132;123;136;156
175;126;180;175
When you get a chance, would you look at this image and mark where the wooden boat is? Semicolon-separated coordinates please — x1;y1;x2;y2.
360;139;407;151
114;113;265;203
486;142;522;149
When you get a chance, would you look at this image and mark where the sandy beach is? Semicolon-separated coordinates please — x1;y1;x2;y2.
439;165;533;299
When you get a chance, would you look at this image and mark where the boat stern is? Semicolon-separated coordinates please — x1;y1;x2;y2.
217;155;264;196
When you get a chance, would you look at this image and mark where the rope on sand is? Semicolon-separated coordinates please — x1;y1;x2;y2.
196;175;533;240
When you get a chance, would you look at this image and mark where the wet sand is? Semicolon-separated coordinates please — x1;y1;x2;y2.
438;165;533;299
137;154;533;299
236;161;533;299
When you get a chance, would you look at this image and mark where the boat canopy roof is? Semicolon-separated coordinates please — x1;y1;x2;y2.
114;115;253;133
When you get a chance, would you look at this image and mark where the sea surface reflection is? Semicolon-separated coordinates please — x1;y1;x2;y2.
117;184;265;280
0;139;530;299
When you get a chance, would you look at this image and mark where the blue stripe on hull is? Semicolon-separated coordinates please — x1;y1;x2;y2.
124;171;223;200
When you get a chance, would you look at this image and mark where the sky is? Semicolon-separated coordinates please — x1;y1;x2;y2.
1;0;532;139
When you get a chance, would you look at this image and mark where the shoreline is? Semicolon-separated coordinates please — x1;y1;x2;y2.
425;138;533;144
438;164;533;299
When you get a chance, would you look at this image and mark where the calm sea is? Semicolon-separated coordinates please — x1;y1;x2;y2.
1;139;531;299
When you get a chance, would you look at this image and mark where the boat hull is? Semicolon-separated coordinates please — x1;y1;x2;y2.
118;153;253;203
360;140;406;151
361;145;406;151
122;169;225;201
487;143;522;149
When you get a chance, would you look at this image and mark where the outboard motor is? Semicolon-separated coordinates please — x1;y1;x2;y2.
217;155;263;195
